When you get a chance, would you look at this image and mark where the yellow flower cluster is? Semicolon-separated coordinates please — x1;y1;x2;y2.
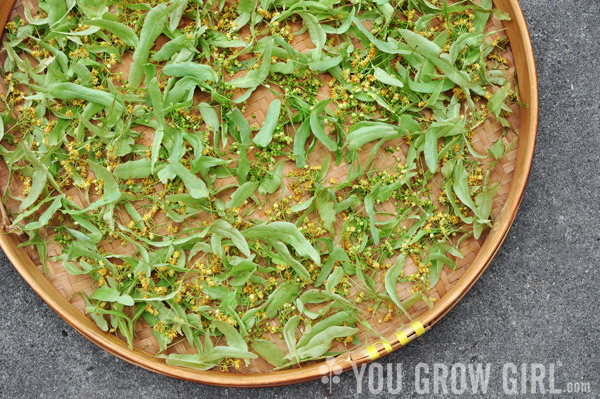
287;165;320;201
265;197;293;222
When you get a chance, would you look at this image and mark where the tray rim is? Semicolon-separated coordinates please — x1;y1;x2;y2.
0;0;538;387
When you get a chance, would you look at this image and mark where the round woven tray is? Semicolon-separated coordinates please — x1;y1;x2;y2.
0;0;537;387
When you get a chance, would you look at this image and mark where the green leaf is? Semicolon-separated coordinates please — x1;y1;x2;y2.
162;347;257;370
88;161;121;203
266;282;300;318
325;266;343;293
489;137;505;159
19;169;46;211
322;7;354;34
89;285;135;306
252;339;287;368
283;315;300;358
243;222;321;265
452;159;484;220
296;311;355;347
449;32;483;64
205;220;250;256
293;326;358;361
398;292;427;314
293;119;311;168
309;55;342;72
229;38;273;88
291;197;314;213
227;260;257;286
346;122;399;151
23;195;63;231
83;297;108;332
129;3;171;89
475;183;500;221
37;82;124;117
168;160;209;199
235;0;256;30
398;28;476;90
310;108;337;152
364;183;381;244
227;181;259;208
163;62;218;82
169;0;188;32
226;107;251;145
315;246;352;287
198;103;220;133
300;12;326;61
427;249;456;288
424;126;438;173
213;319;248;351
315;188;336;234
259;161;284;195
488;85;510;118
152;34;191;62
373;67;404;87
113;158;152;179
352;16;405;54
270;241;312;282
151;128;164;172
384;255;406;309
86;19;139;48
253;99;281;147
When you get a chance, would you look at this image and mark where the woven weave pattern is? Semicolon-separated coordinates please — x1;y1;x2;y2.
0;0;520;373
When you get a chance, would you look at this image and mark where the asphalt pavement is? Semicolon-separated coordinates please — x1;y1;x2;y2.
0;1;598;397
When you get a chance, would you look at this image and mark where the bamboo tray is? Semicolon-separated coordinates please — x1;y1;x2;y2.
0;0;537;387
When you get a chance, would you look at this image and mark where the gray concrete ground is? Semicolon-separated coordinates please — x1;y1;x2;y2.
1;1;599;398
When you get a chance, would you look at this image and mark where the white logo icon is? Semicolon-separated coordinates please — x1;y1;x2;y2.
319;356;343;392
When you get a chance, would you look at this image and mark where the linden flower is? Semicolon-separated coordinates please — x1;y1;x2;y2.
0;0;515;371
